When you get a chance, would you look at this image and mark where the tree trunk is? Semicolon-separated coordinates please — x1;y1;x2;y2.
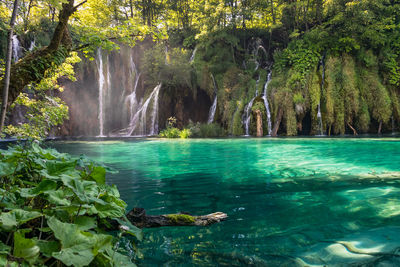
0;0;78;112
271;107;283;137
0;0;20;134
255;110;263;137
105;208;228;229
347;122;358;136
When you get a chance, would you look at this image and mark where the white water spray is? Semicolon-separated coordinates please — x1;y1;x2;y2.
96;49;105;137
190;47;197;63
317;58;325;136
126;83;162;136
208;75;218;124
243;97;256;136
12;35;22;61
262;72;273;135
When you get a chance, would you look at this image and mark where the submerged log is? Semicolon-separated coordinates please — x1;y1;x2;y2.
126;207;227;228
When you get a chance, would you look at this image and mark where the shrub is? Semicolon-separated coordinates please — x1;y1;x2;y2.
159;127;180;138
179;128;192;139
0;142;141;266
189;122;225;138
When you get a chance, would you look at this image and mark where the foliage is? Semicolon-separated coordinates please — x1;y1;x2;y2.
0;142;141;266
159;127;191;139
188;122;225;138
159;127;181;138
3;53;80;139
179;128;192;139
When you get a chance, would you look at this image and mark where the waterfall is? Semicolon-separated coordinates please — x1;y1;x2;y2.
254;45;268;71
96;49;105;137
317;57;325;136
126;83;162;136
262;72;273;135
243;97;256;136
12;35;22;62
29;40;35;51
255;74;261;96
150;84;161;135
208;75;218;124
190;47;197;63
126;55;140;122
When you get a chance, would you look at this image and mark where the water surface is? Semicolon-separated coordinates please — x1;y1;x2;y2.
50;138;400;266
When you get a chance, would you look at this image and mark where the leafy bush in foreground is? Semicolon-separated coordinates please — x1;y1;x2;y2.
0;142;141;266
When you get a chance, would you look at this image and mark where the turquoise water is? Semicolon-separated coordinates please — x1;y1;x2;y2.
50;138;400;266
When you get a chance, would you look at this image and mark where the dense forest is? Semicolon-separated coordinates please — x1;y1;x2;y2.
1;0;400;137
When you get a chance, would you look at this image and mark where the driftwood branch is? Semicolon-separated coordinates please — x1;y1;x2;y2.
125;207;227;228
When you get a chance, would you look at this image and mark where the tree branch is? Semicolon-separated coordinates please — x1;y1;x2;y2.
73;0;87;12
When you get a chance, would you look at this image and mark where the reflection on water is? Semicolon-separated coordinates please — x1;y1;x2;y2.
50;138;400;266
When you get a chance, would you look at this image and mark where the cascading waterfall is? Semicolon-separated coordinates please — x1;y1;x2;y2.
255;74;261;96
12;35;22;61
190;47;197;63
96;49;105;137
29;40;35;51
242;43;269;136
150;84;161;135
254;45;268;71
243;97;256;136
317;57;325;136
262;72;273;135
126;55;141;122
208;75;218;124
127;83;162;136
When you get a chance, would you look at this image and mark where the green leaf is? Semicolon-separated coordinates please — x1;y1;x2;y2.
48;217;95;266
36;240;60;257
89;166;106;184
13;231;40;264
0;241;10;255
75;216;97;231
20;179;57;197
114;218;143;241
45;189;72;206
0;209;42;231
52;247;94;267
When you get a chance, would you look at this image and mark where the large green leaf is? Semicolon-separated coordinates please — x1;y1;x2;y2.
13;231;40;264
0;210;42;231
0;161;15;177
75;216;97;231
61;175;97;203
20;179;57;198
36;240;60;257
45;189;72;206
89;166;106;184
52;246;94;267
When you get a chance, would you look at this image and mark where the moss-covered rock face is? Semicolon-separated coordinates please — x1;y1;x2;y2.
166;214;196;224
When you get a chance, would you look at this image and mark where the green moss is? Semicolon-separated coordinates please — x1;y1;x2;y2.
166;214;196;224
342;54;359;127
232;101;244;136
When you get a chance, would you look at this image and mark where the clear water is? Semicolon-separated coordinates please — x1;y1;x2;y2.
50;138;400;266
